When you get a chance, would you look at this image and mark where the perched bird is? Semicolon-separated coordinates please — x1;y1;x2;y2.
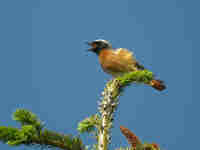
87;39;166;91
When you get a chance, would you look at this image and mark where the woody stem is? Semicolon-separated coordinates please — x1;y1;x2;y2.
98;79;120;150
98;116;108;150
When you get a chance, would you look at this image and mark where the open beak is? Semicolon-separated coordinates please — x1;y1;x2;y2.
86;41;94;52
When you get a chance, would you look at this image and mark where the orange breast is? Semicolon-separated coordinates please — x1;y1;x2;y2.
98;49;113;64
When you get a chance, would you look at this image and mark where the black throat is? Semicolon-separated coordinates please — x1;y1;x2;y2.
92;47;102;55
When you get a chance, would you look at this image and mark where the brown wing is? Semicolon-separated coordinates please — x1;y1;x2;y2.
109;48;138;71
114;48;135;61
115;48;145;70
99;48;138;77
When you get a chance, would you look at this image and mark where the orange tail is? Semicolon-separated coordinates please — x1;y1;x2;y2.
150;79;166;91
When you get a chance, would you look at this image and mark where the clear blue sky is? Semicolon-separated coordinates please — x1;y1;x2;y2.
0;0;199;150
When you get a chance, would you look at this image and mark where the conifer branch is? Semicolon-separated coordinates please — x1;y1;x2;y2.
97;70;154;150
78;70;155;150
0;70;161;150
0;109;85;150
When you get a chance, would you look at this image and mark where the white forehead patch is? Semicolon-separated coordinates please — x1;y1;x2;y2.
94;39;110;44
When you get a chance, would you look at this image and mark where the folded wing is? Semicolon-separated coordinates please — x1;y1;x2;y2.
99;48;139;77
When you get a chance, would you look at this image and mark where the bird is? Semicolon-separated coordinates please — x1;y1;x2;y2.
87;39;166;91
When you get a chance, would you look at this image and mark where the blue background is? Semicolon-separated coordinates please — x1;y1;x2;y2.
0;0;198;150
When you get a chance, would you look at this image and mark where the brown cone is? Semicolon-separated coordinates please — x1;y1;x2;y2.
120;126;142;149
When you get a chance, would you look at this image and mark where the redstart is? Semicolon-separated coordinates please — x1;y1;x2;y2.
87;39;166;91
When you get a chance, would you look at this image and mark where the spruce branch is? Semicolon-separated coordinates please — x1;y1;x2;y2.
78;114;101;134
117;70;154;87
13;109;43;129
0;109;85;150
77;70;154;150
97;70;154;150
1;70;160;150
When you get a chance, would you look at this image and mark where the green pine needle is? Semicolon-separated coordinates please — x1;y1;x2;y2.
77;115;100;134
117;70;154;87
13;109;43;130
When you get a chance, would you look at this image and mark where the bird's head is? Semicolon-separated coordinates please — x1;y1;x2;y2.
87;39;112;55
